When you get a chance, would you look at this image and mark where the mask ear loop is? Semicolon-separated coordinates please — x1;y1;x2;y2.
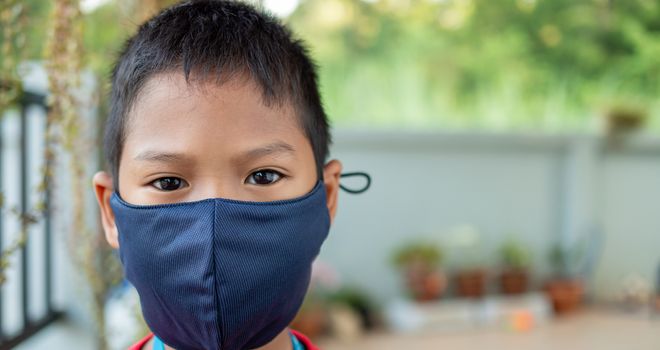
339;172;371;194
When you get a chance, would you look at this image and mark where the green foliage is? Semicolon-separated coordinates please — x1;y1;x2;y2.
499;238;532;269
12;0;660;132
287;0;660;131
549;241;586;279
327;287;376;329
82;2;131;74
6;0;51;61
327;287;373;309
392;241;443;268
0;1;28;111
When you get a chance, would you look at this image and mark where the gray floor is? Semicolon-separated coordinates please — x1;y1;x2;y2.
12;309;660;350
14;320;95;350
319;309;660;350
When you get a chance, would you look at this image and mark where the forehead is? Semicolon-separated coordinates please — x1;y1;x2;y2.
129;72;299;134
122;72;307;159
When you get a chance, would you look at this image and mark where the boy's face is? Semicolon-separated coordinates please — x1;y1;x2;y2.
93;72;342;248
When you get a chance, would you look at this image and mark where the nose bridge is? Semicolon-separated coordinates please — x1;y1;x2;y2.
196;173;240;200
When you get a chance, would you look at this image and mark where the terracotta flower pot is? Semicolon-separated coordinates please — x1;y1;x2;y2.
500;269;529;295
404;263;446;302
455;269;487;299
545;279;584;315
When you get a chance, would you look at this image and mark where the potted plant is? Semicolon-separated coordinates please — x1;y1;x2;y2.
328;287;377;331
454;268;488;298
449;225;488;299
545;243;585;315
498;239;532;295
604;104;647;138
392;242;446;302
325;287;378;340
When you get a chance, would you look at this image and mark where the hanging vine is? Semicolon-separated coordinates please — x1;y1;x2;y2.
0;1;43;284
45;1;123;350
3;0;121;348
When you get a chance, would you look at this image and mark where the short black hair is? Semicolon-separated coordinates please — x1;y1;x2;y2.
105;0;330;187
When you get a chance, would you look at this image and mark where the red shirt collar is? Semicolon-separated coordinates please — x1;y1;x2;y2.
128;330;319;350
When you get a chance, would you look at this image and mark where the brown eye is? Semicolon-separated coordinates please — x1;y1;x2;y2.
246;170;283;185
151;177;187;191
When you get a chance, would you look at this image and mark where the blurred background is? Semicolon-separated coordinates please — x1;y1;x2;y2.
0;0;659;349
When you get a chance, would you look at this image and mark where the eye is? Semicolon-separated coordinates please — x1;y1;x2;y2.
246;169;284;185
151;177;188;191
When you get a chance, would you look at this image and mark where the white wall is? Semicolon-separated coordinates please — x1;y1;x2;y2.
595;147;660;300
323;131;660;303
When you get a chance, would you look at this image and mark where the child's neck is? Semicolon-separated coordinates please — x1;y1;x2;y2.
147;329;293;350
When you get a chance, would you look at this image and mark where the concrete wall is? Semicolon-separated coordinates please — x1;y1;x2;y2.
323;131;660;303
597;147;660;300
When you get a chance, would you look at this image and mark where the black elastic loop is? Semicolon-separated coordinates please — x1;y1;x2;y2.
339;172;371;194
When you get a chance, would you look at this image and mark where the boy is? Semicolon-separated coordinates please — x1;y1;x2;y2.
92;1;351;349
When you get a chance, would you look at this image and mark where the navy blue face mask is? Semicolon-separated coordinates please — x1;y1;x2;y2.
110;171;370;350
110;181;331;350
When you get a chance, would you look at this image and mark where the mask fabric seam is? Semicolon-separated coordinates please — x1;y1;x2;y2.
211;200;224;349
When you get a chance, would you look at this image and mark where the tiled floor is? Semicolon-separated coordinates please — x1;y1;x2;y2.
318;310;660;350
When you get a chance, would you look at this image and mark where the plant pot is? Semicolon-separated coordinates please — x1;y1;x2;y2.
606;114;645;135
545;279;584;315
500;269;529;295
604;107;647;139
404;264;446;302
455;269;487;299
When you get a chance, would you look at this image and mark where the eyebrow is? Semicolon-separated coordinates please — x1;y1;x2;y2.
134;150;192;163
235;141;296;163
133;141;296;165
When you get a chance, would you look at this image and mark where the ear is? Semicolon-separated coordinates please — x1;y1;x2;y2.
92;171;119;249
322;159;342;223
